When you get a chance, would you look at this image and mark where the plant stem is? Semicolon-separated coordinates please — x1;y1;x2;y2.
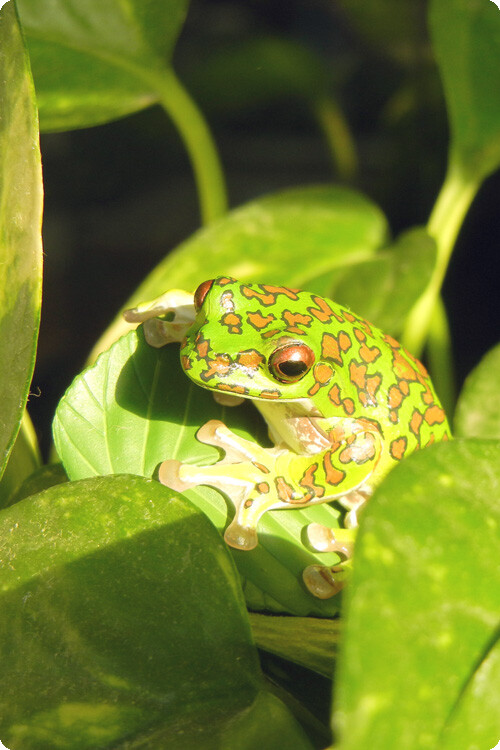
426;296;455;417
402;157;479;357
152;68;228;225
314;95;358;182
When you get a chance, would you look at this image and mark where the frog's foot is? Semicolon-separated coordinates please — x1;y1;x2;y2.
338;488;372;529
303;561;352;600
306;523;356;557
123;289;195;347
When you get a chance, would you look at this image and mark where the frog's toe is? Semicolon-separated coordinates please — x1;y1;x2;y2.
224;519;258;550
158;459;195;491
306;523;355;557
196;420;225;445
302;563;350;599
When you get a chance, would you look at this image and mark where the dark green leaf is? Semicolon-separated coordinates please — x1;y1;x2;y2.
250;613;340;678
454;343;500;439
335;439;500;750
17;0;189;130
336;0;429;64
93;185;388;357
430;0;500;180
187;36;329;113
55;328;343;617
0;474;312;749
331;227;437;336
0;2;43;478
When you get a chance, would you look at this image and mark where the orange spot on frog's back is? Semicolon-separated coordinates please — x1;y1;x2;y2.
247;311;276;330
390;436;408;460
424;404;446;425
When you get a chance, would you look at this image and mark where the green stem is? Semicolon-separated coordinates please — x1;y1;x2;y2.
426;296;455;417
314;95;358;182
402;157;479;356
151;68;228;225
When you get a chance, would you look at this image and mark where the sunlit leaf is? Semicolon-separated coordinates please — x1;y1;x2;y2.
454;343;500;439
0;474;312;749
93;185;388;358
331;227;437;336
430;0;500;180
0;2;43;479
335;439;500;750
16;0;189;131
55;328;344;617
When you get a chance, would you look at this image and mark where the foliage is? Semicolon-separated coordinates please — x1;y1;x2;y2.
0;0;499;747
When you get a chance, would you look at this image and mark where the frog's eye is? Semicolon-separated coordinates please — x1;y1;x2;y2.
194;279;214;311
268;343;315;383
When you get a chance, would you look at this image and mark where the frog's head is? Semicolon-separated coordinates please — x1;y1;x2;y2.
179;277;344;405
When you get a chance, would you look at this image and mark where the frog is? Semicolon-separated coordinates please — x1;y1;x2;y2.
124;276;451;598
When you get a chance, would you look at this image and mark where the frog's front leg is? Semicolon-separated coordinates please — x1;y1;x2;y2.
159;419;383;553
123;289;195;347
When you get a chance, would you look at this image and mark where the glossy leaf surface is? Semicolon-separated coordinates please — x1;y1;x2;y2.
0;2;43;479
17;0;189;130
335;439;500;750
93;185;388;357
430;0;500;179
0;474;312;749
454;343;500;439
55;328;344;617
331;228;437;336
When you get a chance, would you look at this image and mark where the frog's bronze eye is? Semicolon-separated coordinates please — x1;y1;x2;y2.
194;279;214;311
268;343;315;383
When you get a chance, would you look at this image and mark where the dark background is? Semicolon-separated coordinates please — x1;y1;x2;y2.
32;0;500;452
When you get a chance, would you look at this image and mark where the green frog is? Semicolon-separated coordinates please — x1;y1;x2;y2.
124;277;450;597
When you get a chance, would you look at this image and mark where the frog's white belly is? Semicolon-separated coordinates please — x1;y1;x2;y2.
255;398;331;456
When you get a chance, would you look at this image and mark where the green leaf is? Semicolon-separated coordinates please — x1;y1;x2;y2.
335;439;500;750
0;2;43;479
331;227;437;336
440;636;500;750
187;36;329;112
336;0;429;64
0;413;41;509
454;343;500;439
16;0;189;131
55;328;344;617
430;0;500;180
249;613;340;678
0;474;312;749
93;185;388;357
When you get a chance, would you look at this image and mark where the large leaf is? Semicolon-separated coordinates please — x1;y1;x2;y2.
0;474;312;749
55;328;344;618
335;439;500;750
430;0;500;180
454;343;500;439
93;185;389;358
16;0;189;131
330;227;437;336
0;2;43;479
